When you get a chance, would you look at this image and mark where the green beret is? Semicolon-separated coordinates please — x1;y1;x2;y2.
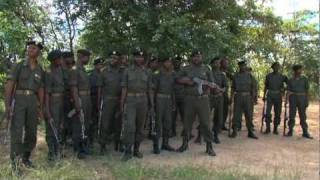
238;60;246;66
271;62;280;68
292;64;303;71
62;51;74;59
109;50;121;56
191;50;202;57
26;41;44;50
77;49;91;56
94;58;104;65
210;56;220;64
47;50;62;61
133;49;144;56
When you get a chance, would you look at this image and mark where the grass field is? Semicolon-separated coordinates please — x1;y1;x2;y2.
0;100;319;180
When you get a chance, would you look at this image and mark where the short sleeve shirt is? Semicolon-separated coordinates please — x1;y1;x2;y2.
45;66;65;94
287;76;309;93
121;65;153;93
69;64;91;91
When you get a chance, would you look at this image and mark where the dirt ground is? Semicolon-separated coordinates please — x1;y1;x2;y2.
139;100;320;179
0;100;319;179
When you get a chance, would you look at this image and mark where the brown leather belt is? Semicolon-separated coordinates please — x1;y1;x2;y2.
187;94;209;98
235;92;250;96
127;93;146;97
104;96;119;100
16;90;35;96
51;93;63;97
268;90;281;94
291;92;307;96
157;93;171;98
79;90;90;96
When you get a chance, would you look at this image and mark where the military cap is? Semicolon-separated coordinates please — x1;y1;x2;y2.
210;56;220;64
77;49;91;56
94;58;104;65
26;41;44;50
238;60;247;66
109;50;121;56
191;50;202;57
47;50;62;61
133;48;144;56
150;55;159;62
62;51;74;58
292;64;303;71
271;62;280;68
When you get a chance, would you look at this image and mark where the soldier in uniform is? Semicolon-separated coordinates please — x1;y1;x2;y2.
98;51;123;154
69;49;92;159
220;57;232;130
152;57;176;154
5;41;45;169
209;57;228;143
229;61;258;139
89;58;104;145
262;62;287;134
120;49;154;161
61;51;75;146
176;50;216;156
286;65;313;139
172;56;185;137
44;50;65;161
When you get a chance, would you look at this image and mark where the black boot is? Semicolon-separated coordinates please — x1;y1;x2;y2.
177;136;188;152
206;142;216;156
285;129;293;137
273;125;279;135
248;131;258;139
221;126;228;131
194;130;202;144
264;123;271;134
133;142;143;158
229;129;237;138
153;139;160;154
213;131;220;144
161;138;175;151
302;129;313;139
22;152;34;168
121;144;133;161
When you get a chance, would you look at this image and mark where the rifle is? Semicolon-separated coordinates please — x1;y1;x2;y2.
260;99;267;133
228;96;233;137
78;99;87;140
120;103;127;140
2;99;15;145
193;77;224;95
148;107;157;139
283;92;289;136
48;118;60;144
98;99;103;138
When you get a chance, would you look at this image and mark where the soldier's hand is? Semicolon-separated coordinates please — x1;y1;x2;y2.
262;97;266;102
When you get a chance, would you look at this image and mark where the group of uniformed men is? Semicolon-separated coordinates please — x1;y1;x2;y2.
4;41;313;172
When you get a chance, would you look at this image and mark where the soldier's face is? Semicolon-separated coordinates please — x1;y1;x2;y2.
150;61;159;69
111;55;120;65
54;57;63;66
27;45;41;58
295;69;302;76
79;55;90;65
213;60;221;69
64;57;75;68
192;55;202;65
239;65;246;72
134;56;144;65
95;64;103;70
121;55;129;66
163;60;172;69
273;64;280;72
221;58;229;69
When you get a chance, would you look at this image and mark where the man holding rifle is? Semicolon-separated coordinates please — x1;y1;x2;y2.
69;49;92;159
44;50;65;161
262;62;287;135
285;65;313;139
5;41;45;170
176;50;216;156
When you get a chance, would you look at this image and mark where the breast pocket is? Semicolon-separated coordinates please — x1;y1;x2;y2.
19;69;29;81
